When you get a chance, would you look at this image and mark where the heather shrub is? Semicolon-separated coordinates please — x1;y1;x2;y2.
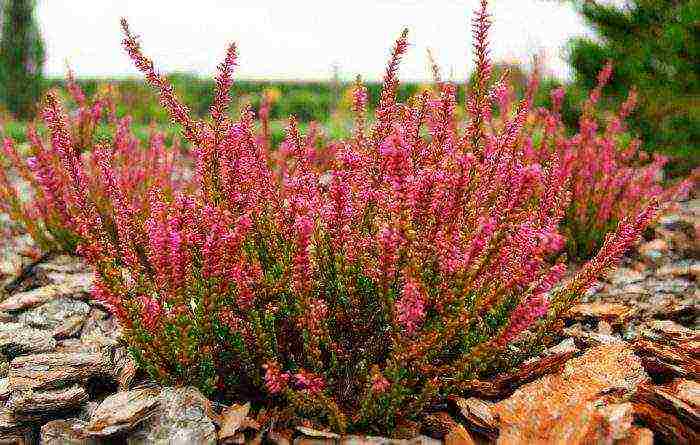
524;63;697;261
0;75;187;254
36;1;658;434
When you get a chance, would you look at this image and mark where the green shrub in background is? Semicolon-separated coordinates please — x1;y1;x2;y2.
0;0;45;119
567;0;699;177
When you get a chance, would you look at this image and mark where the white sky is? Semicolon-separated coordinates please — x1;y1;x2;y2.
38;0;595;81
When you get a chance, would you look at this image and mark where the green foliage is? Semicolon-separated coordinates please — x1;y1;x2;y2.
0;0;44;119
567;0;700;176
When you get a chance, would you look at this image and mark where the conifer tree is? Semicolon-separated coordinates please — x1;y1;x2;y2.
0;0;45;119
567;0;699;175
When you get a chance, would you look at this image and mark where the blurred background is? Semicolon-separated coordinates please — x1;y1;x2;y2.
0;0;697;175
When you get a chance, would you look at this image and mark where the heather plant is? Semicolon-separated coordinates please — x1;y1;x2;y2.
39;1;659;434
524;63;697;260
0;76;187;254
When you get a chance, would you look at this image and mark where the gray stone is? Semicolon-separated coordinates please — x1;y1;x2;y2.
16;298;89;331
0;322;56;358
41;419;97;445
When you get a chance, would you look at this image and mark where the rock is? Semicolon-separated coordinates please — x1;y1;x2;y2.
6;385;88;415
40;419;97;445
116;355;138;391
632;380;699;444
80;308;118;342
647;277;694;295
567;302;636;328
657;261;698;279
8;352;110;391
35;255;89;275
639;239;668;263
16;298;90;332
493;344;648;444
544;337;579;356
0;377;10;399
675;379;699;406
0;323;56;358
86;387;160;437
296;427;340;440
610;268;645;286
443;424;476;445
53;315;89;339
597;402;634;440
638;319;697;341
125;387;217;444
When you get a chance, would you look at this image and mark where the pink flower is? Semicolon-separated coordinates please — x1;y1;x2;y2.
496;292;550;347
371;370;391;393
293;369;325;394
263;362;291;395
395;273;426;335
139;295;162;333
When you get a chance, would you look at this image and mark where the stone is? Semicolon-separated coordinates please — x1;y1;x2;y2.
80;308;118;342
126;387;217;444
217;402;251;443
639;238;668;262
16;298;90;331
632;320;699;380
0;323;56;358
41;419;97;445
0;406;31;440
657;260;698;279
610;268;645;286
53;315;89;339
563;324;625;348
493;344;648;444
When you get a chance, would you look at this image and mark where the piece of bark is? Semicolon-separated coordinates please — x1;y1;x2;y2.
450;396;498;440
0;285;63;311
567;302;636;328
0;407;30;438
632;338;699;380
616;427;654;445
86;388;160;437
563;324;626;349
493;344;649;444
462;348;577;399
8;352;110;392
6;385;88;415
632;381;699;445
0;323;56;358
